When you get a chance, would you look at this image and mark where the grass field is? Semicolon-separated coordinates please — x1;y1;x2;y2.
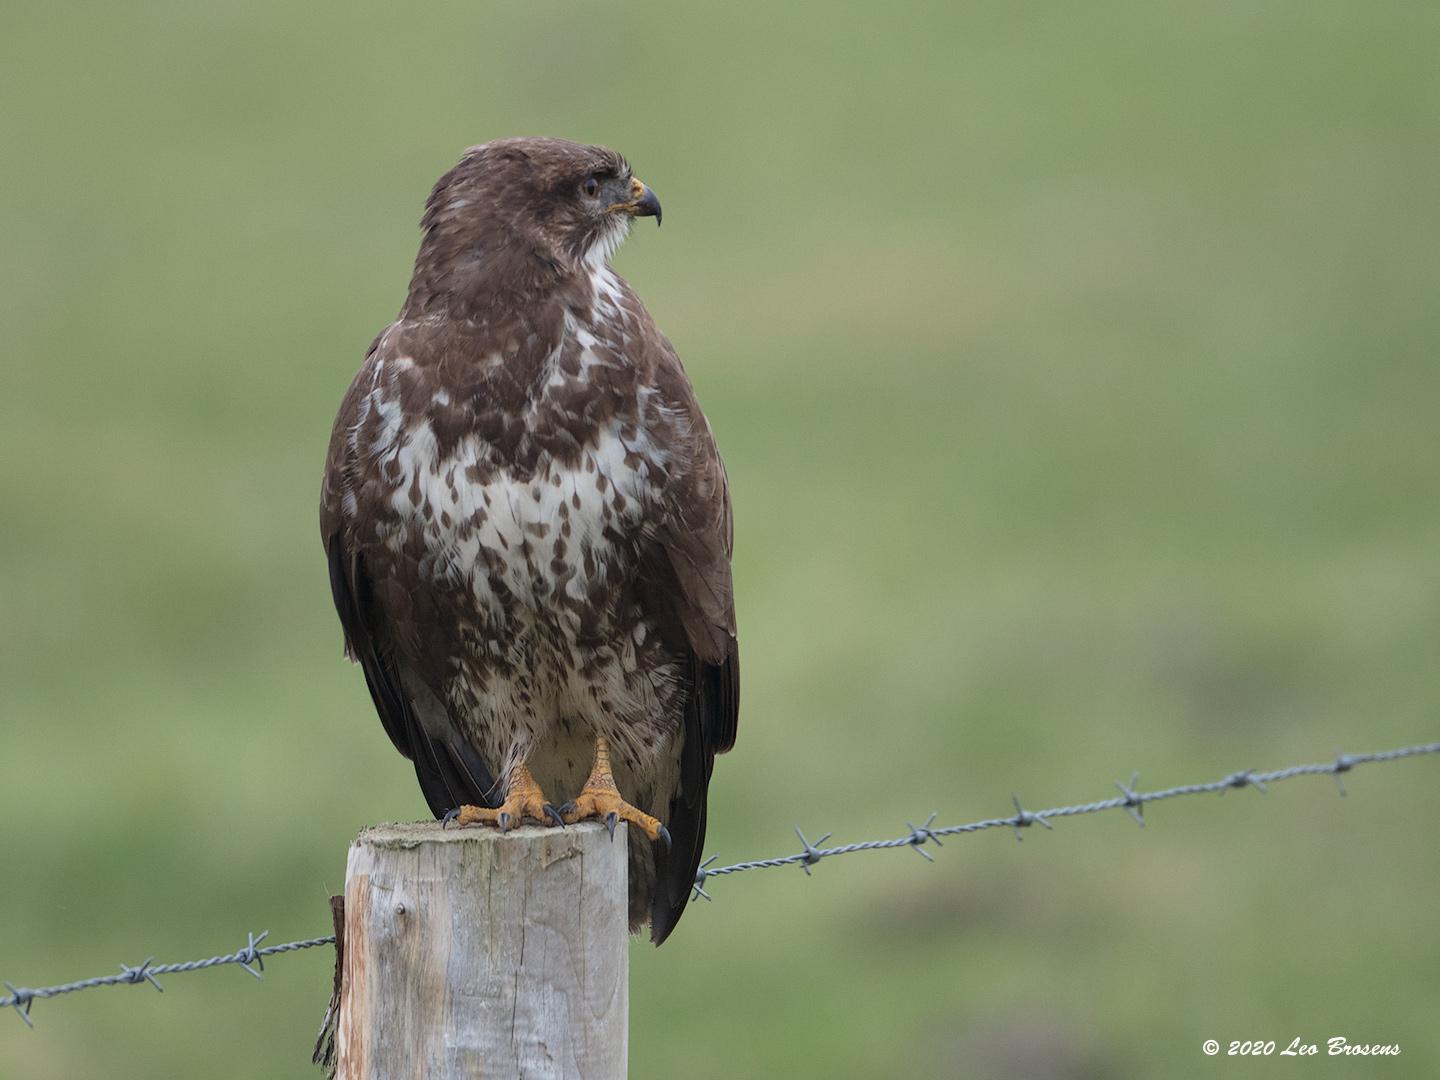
2;3;1438;1077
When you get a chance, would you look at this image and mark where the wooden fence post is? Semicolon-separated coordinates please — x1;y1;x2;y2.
334;820;628;1079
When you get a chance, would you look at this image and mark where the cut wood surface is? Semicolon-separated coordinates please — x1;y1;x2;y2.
335;820;628;1079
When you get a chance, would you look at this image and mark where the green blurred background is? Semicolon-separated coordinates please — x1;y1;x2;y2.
3;2;1438;1077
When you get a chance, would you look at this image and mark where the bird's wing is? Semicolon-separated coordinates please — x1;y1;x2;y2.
643;337;740;944
319;335;498;817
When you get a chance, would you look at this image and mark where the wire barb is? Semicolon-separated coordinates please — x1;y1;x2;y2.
1009;794;1053;841
1332;752;1356;796
119;958;163;993
237;930;269;980
4;982;34;1028
1115;773;1146;826
1222;769;1266;795
906;813;943;860
691;855;718;902
793;827;832;876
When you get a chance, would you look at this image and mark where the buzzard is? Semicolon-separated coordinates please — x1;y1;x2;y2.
320;137;738;944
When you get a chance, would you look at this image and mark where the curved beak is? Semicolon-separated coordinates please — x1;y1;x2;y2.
621;176;662;226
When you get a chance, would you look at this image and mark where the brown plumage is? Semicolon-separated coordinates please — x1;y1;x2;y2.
319;137;738;944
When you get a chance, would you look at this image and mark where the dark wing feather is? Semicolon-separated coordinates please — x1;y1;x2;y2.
320;345;497;818
324;533;496;817
646;368;740;945
325;536;412;758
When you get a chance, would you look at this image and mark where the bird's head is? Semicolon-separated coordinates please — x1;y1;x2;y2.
411;137;661;304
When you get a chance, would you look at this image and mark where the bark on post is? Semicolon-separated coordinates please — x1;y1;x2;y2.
335;820;628;1079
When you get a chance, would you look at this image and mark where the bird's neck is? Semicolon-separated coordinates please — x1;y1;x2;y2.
402;226;585;322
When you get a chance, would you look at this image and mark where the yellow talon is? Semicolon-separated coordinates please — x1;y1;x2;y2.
562;736;671;849
446;762;563;831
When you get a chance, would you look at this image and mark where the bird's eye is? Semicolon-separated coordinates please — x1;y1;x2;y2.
581;176;601;198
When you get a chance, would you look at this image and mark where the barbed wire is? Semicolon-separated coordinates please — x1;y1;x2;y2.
689;741;1440;897
3;739;1437;1026
1;932;336;1028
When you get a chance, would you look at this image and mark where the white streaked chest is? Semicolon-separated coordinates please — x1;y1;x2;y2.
370;416;665;622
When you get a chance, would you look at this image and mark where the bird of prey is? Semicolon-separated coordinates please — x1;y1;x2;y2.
320;137;738;944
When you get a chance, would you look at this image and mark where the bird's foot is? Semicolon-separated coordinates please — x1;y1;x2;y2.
443;764;563;833
561;787;671;850
447;797;565;833
562;734;671;849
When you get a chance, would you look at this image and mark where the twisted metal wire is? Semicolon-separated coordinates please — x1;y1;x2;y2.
688;741;1440;899
1;932;336;1028
3;740;1436;1023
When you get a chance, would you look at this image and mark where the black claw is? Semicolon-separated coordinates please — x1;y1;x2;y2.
657;824;672;853
441;807;461;828
498;811;511;834
605;811;618;840
557;801;576;817
543;804;566;828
